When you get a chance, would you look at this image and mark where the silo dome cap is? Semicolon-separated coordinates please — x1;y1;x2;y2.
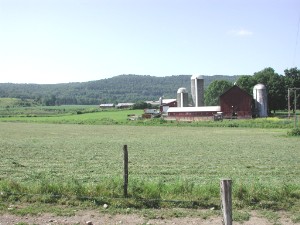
254;83;266;90
177;87;187;93
191;74;204;79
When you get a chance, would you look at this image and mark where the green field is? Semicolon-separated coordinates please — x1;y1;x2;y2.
1;107;299;129
0;122;299;212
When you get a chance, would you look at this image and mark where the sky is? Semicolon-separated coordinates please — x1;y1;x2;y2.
0;0;300;84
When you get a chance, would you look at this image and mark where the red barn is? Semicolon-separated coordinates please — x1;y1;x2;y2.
220;85;253;119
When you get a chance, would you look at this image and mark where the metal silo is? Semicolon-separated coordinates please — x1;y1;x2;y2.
191;74;204;107
177;87;188;107
159;96;163;106
253;84;268;117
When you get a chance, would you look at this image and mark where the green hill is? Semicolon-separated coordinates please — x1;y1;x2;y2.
0;74;240;105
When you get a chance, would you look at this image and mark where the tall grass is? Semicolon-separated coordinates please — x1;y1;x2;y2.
1;178;299;210
287;128;300;136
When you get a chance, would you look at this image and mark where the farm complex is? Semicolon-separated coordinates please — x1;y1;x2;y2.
164;75;268;121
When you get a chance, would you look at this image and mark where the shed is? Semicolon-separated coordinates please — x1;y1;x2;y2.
220;85;253;119
160;99;177;114
116;103;134;109
99;103;114;108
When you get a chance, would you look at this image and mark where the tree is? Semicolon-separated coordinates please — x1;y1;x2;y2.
205;80;233;106
132;101;152;109
253;67;286;113
43;95;57;106
236;75;256;95
284;67;300;81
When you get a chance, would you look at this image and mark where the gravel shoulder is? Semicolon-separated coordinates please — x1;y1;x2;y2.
0;210;299;225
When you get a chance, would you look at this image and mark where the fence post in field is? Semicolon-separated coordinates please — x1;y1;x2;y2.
123;145;128;198
220;179;232;225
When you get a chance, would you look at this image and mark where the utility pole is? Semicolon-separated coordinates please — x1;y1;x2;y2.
288;88;290;118
295;89;298;128
288;88;300;127
288;88;300;122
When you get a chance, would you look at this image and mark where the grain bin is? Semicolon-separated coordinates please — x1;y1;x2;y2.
177;87;188;107
253;84;268;117
191;74;204;107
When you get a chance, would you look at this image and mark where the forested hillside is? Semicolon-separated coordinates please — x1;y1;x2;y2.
0;74;240;105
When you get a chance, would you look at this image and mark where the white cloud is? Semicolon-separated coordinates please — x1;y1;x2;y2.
228;29;253;37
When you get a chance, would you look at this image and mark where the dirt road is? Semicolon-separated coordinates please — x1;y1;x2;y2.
0;210;298;225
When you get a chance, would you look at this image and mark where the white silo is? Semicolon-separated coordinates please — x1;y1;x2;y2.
159;96;163;106
191;74;204;107
253;84;268;117
177;87;188;107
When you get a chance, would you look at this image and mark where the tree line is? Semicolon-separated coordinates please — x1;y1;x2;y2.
0;74;238;106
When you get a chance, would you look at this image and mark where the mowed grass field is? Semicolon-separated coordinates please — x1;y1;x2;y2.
1;120;300;219
1;123;299;184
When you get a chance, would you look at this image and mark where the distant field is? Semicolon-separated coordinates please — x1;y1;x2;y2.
0;106;143;124
0;103;104;117
1;106;299;129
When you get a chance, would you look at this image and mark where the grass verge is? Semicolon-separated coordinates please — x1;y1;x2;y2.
0;179;299;211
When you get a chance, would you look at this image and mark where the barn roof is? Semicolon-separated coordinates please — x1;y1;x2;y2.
163;99;177;104
146;99;176;105
167;106;220;113
220;85;252;98
116;103;134;107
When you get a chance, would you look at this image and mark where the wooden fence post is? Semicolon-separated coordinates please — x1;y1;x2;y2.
220;179;232;225
123;145;128;198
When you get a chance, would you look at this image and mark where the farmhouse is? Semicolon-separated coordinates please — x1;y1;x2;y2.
220;85;253;119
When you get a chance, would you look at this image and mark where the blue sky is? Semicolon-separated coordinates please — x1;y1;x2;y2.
0;0;300;84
